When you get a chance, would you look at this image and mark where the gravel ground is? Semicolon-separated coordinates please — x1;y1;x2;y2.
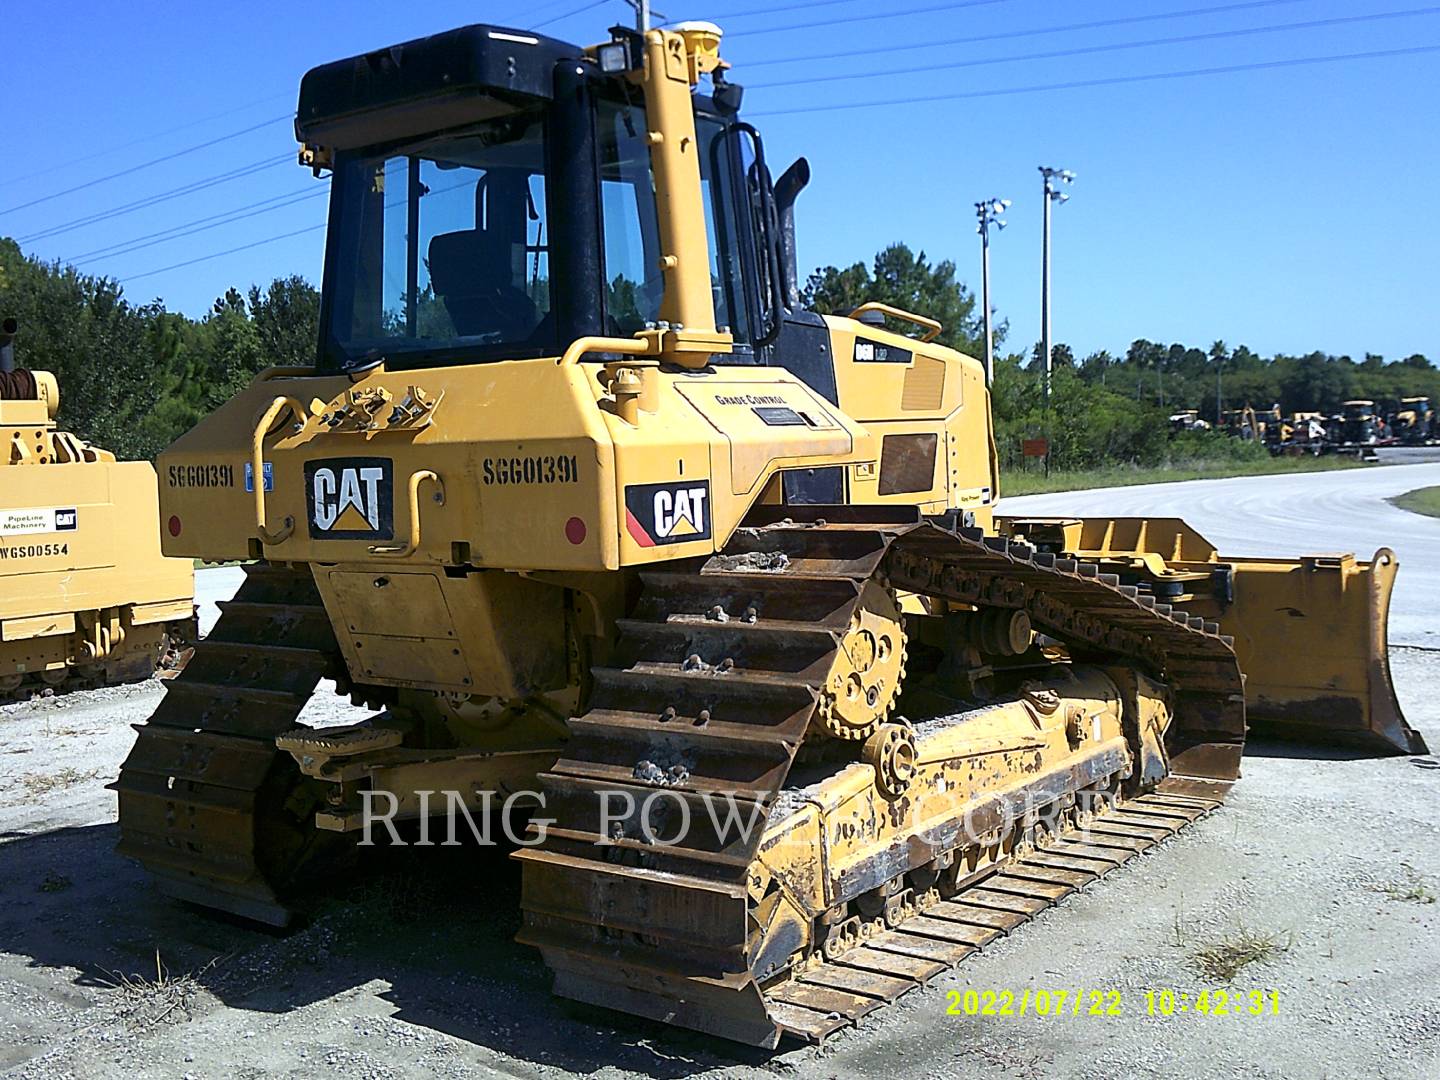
2;465;1438;1079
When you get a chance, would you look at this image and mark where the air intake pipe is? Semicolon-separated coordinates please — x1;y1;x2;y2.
773;158;810;310
0;319;53;412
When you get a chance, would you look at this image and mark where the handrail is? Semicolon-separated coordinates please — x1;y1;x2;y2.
368;470;444;558
556;334;661;366
849;302;943;343
252;395;306;547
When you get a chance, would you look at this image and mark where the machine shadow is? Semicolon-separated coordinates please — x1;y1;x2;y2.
0;823;773;1077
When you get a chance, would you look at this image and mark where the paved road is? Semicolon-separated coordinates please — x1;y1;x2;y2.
1004;460;1440;649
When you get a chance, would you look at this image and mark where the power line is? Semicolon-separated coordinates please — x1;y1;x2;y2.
67;186;328;266
113;172;475;284
120;221;329;286
15;4;589;248
4;0;586;208
748;5;1440;89
747;42;1440;117
526;0;607;22
738;0;1315;68
728;0;1012;38
15;3;612;258
535;0;616;30
64;185;322;262
0;114;290;218
17;154;293;244
0;93;292;192
94;20;1434;286
663;0;868;24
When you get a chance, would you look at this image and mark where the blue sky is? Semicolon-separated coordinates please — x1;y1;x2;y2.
6;0;1438;361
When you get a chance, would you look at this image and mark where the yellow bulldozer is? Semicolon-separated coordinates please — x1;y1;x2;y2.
0;318;194;700
114;22;1423;1047
1392;396;1435;444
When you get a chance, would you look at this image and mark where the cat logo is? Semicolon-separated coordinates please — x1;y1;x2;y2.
624;480;712;547
304;457;394;540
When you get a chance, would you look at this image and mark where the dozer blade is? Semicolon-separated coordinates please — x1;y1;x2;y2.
1219;547;1424;755
995;517;1424;756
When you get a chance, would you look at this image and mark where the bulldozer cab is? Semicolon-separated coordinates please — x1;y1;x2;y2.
305;23;773;375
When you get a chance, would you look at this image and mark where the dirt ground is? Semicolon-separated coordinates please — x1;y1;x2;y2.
3;472;1439;1079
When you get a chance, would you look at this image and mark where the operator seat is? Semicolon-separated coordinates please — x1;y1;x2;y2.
427;170;538;340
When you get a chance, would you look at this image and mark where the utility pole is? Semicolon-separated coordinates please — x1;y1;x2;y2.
623;0;661;31
975;197;1010;386
1038;166;1074;475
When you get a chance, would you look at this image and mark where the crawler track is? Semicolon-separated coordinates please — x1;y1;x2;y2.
763;787;1223;1042
112;564;343;926
517;507;1245;1046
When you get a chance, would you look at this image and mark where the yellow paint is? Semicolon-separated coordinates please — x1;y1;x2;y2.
0;369;193;689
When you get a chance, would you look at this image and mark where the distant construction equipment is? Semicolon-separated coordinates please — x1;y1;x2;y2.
0;317;194;700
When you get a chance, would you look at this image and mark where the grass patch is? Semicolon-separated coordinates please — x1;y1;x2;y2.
1377;864;1437;904
1390;486;1440;519
1002;454;1367;496
1189;926;1292;982
22;766;100;797
99;950;217;1028
1385;882;1437;904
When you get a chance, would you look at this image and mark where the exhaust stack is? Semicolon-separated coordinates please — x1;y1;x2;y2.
773;158;810;310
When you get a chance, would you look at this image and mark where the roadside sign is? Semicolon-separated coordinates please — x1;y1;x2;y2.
1022;438;1049;458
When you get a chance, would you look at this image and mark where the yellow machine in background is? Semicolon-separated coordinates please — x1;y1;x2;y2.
1392;396;1435;444
0;318;194;700
114;22;1422;1047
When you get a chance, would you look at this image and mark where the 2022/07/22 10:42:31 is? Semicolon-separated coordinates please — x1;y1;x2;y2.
943;988;1281;1017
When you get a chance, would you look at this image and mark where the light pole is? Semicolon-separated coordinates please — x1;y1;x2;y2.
1039;166;1075;415
975;197;1010;386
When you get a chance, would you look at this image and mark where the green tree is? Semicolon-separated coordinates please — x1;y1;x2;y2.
0;238;167;458
248;275;321;369
802;242;987;355
1032;342;1075;369
1079;349;1113;385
